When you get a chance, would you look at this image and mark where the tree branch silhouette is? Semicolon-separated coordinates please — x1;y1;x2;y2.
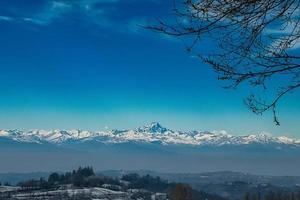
148;0;300;124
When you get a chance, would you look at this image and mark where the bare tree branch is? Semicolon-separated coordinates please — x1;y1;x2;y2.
148;0;300;125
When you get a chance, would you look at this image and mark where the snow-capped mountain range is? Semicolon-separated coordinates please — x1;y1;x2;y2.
1;122;299;147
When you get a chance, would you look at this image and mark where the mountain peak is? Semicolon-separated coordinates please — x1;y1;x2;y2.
136;122;168;133
0;126;299;148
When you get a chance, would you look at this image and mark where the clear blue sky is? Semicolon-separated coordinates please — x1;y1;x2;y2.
0;0;299;136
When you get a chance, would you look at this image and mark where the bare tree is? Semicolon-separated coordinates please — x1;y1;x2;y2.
148;0;300;125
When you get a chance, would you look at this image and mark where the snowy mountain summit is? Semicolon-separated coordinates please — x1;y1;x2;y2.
0;122;300;148
136;122;169;133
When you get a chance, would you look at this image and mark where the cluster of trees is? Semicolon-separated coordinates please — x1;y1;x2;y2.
170;184;193;200
0;182;11;186
48;166;95;184
13;168;227;200
18;166;119;190
170;183;227;200
47;166;102;187
245;191;300;200
121;174;225;200
18;177;53;190
122;173;172;192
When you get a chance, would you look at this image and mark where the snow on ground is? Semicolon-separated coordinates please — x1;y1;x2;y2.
8;187;129;200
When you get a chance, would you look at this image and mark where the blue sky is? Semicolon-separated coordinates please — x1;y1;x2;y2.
0;0;299;136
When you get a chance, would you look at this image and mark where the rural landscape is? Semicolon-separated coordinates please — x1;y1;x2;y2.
0;0;300;199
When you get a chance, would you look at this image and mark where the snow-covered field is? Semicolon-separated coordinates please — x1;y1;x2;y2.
0;186;21;193
0;187;130;200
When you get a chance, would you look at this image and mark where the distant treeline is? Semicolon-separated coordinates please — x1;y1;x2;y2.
17;166;118;189
14;166;226;200
3;167;300;200
245;190;300;200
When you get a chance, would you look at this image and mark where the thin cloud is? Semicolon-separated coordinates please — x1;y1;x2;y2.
0;15;13;21
0;0;174;42
11;0;120;26
22;1;72;25
22;17;48;25
264;14;300;50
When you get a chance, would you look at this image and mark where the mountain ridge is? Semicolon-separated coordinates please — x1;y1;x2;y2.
1;122;299;147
